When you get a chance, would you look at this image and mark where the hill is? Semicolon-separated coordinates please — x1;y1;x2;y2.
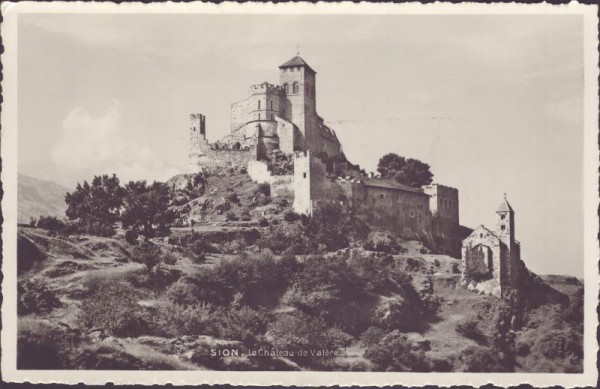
18;174;68;224
14;168;583;373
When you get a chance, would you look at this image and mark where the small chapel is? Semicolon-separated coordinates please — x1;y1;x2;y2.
460;196;522;298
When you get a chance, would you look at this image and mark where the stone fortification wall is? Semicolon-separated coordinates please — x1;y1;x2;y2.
190;146;256;172
247;160;293;196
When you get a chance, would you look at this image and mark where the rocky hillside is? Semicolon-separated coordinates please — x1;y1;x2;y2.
18;174;68;224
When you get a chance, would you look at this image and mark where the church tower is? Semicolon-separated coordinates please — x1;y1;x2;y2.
496;195;515;248
496;195;519;289
279;55;317;150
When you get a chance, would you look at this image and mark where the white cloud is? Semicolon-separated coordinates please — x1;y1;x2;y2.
50;101;180;187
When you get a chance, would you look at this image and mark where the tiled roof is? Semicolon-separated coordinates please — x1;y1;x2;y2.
362;178;427;195
279;56;316;73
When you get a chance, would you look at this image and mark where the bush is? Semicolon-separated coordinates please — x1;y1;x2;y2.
459;345;509;372
131;242;163;273
150;301;216;337
364;330;431;372
258;218;269;227
455;319;487;344
256;183;271;197
283;210;299;222
124;229;139;245
218;305;271;343
78;279;150;337
269;312;353;365
162;252;178;265
18;280;62;315
360;326;387;348
35;216;66;232
225;211;239;222
451;263;460;274
226;192;240;204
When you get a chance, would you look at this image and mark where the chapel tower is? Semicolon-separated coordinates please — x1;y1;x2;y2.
496;195;515;249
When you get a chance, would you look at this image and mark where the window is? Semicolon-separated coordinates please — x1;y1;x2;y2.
501;225;506;231
500;214;505;220
270;101;273;110
379;193;384;199
480;233;483;238
409;210;415;218
258;100;261;109
283;83;289;94
292;82;299;94
303;172;307;179
258;113;261;120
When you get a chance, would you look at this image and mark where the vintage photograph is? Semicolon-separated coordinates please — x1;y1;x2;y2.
2;1;598;386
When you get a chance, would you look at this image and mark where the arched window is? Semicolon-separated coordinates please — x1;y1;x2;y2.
283;83;289;94
292;82;299;94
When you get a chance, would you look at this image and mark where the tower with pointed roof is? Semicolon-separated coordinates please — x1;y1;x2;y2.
279;55;317;150
496;195;515;250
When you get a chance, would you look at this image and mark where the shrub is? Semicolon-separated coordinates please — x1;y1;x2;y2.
124;229;139;245
150;301;216;337
225;211;239;222
360;326;387;348
283;210;299;222
269;312;353;364
131;242;163;273
258;218;269;227
455;319;487;344
364;330;431;372
18;279;62;315
162;252;178;265
433;259;440;267
226;192;240;204
218;305;271;343
78;279;150;337
451;263;460;273
35;216;66;232
256;183;271;197
459;345;509;372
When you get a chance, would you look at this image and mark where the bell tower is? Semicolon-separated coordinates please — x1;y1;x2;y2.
496;194;515;248
279;54;317;150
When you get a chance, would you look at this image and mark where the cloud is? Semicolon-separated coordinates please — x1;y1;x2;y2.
50;101;180;187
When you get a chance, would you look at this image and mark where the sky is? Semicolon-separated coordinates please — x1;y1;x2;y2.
17;13;584;277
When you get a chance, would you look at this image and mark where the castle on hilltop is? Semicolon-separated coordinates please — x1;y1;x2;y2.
188;54;463;256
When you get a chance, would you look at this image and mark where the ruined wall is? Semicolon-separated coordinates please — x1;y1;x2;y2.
190;147;255;172
270;175;294;196
461;226;503;297
293;151;313;214
247;160;271;184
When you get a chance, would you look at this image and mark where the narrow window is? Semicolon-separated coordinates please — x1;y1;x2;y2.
500;214;505;220
501;225;506;231
270;101;273;110
292;82;299;94
258;113;261;120
303;172;307;179
283;83;289;94
380;193;384;199
258;100;261;109
409;210;415;218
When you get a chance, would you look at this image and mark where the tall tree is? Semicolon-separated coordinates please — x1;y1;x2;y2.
65;174;124;236
376;153;433;188
121;180;175;238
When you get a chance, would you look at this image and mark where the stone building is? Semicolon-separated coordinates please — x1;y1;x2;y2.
188;54;462;255
460;197;521;297
292;151;460;247
190;55;344;170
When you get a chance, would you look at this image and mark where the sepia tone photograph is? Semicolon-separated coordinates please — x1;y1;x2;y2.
1;1;598;386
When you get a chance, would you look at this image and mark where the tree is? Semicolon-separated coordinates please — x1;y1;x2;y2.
376;153;433;188
121;180;175;238
65;174;124;236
